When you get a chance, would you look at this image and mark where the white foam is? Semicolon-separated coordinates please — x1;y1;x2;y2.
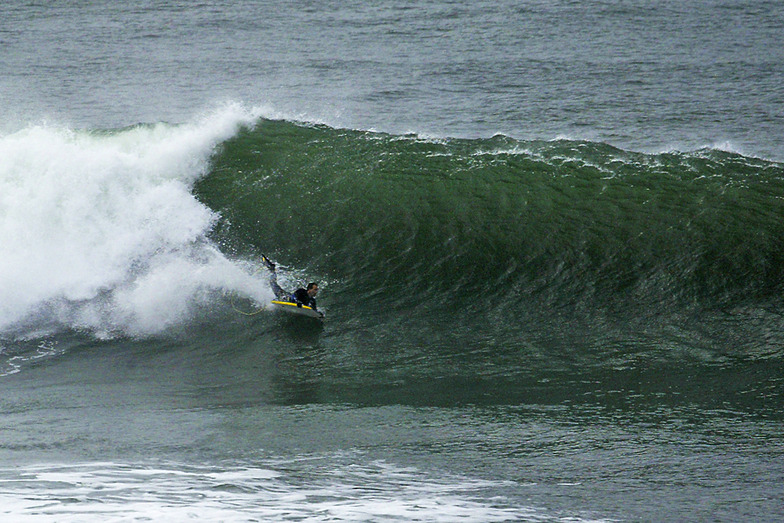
0;104;272;337
0;460;596;523
0;339;65;377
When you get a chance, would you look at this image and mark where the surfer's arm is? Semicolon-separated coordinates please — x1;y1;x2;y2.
310;300;324;318
304;297;322;316
293;288;310;307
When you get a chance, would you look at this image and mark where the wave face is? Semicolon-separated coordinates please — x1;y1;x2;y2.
197;119;784;364
2;113;783;372
0;106;271;337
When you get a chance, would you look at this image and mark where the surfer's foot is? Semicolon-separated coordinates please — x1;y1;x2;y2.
262;255;276;272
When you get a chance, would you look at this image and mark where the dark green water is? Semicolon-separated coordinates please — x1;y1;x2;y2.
200;120;784;368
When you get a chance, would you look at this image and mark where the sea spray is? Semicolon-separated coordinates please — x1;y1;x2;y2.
0;105;270;337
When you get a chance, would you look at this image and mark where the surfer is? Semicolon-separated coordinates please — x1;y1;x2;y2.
262;255;323;317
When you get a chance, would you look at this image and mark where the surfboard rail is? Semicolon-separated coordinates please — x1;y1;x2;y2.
271;300;324;319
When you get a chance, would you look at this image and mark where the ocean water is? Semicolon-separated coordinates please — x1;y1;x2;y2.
1;1;783;521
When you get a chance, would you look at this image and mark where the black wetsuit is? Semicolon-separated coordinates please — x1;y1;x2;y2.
293;288;317;310
269;267;319;313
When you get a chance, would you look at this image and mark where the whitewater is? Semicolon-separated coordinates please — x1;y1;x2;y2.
0;107;274;338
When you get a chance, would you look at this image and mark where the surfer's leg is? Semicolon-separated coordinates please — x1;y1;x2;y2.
269;272;288;300
261;254;276;271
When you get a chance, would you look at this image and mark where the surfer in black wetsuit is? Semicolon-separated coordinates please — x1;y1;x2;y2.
262;255;323;316
293;283;319;309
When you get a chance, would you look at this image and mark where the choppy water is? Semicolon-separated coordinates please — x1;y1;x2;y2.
2;1;783;521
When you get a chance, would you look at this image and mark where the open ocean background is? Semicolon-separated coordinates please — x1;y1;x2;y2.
1;1;783;521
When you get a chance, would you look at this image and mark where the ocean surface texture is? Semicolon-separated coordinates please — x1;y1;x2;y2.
2;1;783;521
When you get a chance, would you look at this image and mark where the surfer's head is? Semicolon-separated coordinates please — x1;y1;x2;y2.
306;282;319;297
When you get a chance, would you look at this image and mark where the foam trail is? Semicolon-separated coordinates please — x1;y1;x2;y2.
0;460;567;522
0;105;270;337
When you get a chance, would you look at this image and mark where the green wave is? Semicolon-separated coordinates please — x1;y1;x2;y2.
197;120;784;316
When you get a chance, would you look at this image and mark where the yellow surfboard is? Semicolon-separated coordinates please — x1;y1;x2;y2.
271;300;324;319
